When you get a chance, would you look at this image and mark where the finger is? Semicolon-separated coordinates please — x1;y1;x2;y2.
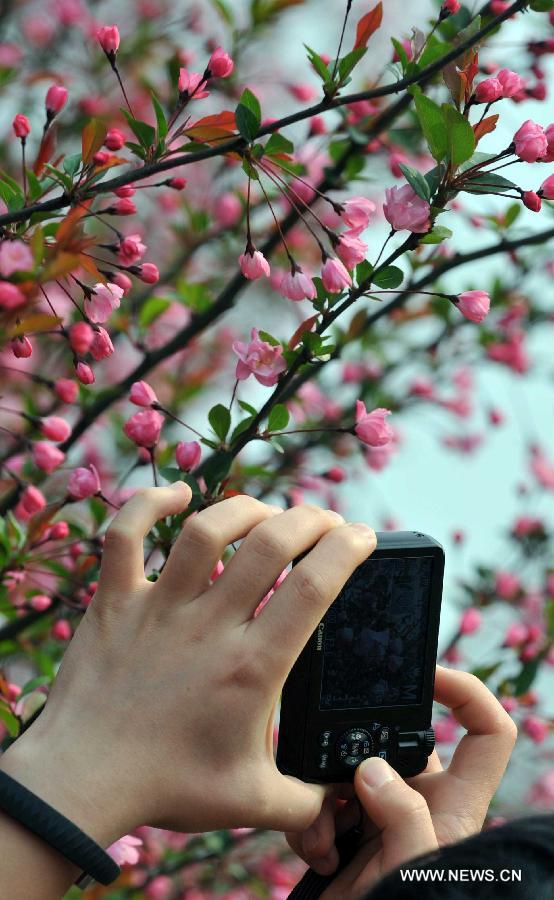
407;749;443;786
210;504;345;622
258;769;332;835
354;757;438;876
434;666;517;818
286;793;339;875
99;483;192;592
159;494;281;598
250;522;377;677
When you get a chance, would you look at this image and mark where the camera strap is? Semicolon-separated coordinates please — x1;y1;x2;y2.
287;819;365;899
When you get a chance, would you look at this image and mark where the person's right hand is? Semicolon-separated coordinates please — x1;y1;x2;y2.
287;666;517;900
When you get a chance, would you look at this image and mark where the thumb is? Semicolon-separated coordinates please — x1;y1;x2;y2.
355;757;438;872
261;770;330;834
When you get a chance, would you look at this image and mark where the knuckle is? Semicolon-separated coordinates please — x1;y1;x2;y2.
182;517;220;553
104;521;135;552
221;646;264;690
291;564;326;607
248;524;288;562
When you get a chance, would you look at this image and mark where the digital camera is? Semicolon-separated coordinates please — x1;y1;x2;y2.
276;531;444;783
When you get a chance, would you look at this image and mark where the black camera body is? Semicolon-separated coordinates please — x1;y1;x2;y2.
276;531;444;783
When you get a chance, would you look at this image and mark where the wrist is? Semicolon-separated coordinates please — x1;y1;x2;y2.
0;714;139;850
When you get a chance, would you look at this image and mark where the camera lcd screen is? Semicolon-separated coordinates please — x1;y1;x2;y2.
319;555;433;710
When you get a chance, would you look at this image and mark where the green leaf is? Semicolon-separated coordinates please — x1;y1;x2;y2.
20;675;51;698
0;704;19;738
208;404;231;442
62;152;82;177
138;296;171;328
159;466;183;483
258;330;280;346
412;89;447;162
26;170;43;201
338;48;367;83
504;203;521;228
420;225;453;244
372;265;404;289
151;92;168;141
391;38;409;72
356;259;374;286
304;44;330;82
238;400;258;416
510;655;544;696
264;133;294;157
230;416;255;443
442;104;476;168
210;0;235;24
200;449;234;492
463;173;518;195
419;38;451;70
268;404;290;431
546;599;554;638
529;0;554;10
122;110;156;149
398;163;431;201
235;89;261;142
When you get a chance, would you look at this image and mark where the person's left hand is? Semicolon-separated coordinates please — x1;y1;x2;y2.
286;666;517;898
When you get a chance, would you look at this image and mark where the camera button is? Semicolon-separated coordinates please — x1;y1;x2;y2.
318;730;334;748
318;751;330;770
378;750;388;760
379;727;390;744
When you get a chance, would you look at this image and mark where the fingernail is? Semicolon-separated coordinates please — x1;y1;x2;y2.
326;510;345;523
302;825;319;854
349;522;376;544
267;504;284;514
170;481;188;491
359;757;395;789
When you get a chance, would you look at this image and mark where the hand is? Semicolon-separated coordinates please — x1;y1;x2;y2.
287;666;517;899
1;486;377;849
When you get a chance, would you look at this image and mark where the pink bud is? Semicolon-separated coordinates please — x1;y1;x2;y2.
497;68;525;98
30;594;52;611
68;464;101;500
49;521;69;540
340;196;376;231
168;177;187;190
40;416;71;442
54;378;78;404
11;336;33;357
239;248;270;280
90;326;114;361
137;263;159;284
97;25;120;54
354;401;393;447
112;198;136;215
104;128;125;151
475;77;503;104
45;84;68;115
335;231;368;269
442;0;461;13
383;184;431;233
32;441;65;473
93;150;110;166
324;466;346;483
213;192;242;227
460;607;482;635
513;119;548;163
114;185;135;198
111;272;133;294
75;361;95;385
21;485;46;515
52;619;72;641
321;256;352;293
176;440;201;471
208;47;234;78
12;114;31;139
118;234;146;265
522;714;549;744
456;290;491;323
130;381;158;407
540;174;554;200
69;321;94;354
495;571;520;600
523;190;542;212
280;267;316;301
0;281;26;310
123;409;164;447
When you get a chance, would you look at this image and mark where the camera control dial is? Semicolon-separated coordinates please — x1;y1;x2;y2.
337;728;374;768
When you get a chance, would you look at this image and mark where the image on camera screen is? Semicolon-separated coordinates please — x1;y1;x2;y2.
319;555;433;710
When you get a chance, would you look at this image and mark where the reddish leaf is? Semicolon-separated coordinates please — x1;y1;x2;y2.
353;2;383;51
82;119;107;165
9;313;63;337
288;315;318;349
33;129;56;176
55;201;92;249
184;111;237;143
473;113;499;144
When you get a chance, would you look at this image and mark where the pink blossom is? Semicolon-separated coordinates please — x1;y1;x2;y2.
32;442;65;474
0;281;26;310
487;330;529;374
208;47;234;78
112;272;133;294
522;714;549;744
495;571;520;600
475;78;503;104
111;198;136;215
11;336;32;358
456;290;491;323
0;239;34;276
123;409;164;447
239;248;270;280
12;114;30;139
90;327;114;361
75;361;95;385
118;234;146;265
40;416;71;442
68;465;101;500
442;0;461;13
69;322;94;354
233;327;287;386
324;466;346;483
434;713;458;743
522;190;541;212
339;196;376;230
114;185;135;198
84;282;124;323
409;376;435;398
107;834;143;866
335;231;368;269
497;68;525;98
288;82;317;102
168;176;187;190
52;619;72;641
176;440;201;471
178;69;209;99
137;263;159;284
527;771;554;809
321;256;352;293
383;184;431;233
504;623;528;647
145;876;173;900
280;267;317;301
354;401;393;447
513;120;548;162
49;521;69;540
540;174;554;199
460;607;482;635
21;485;46;515
55;378;78;403
104;128;125;150
97;25;120;54
543;123;554;162
45;84;68;114
130;381;158;407
30;595;53;612
365;441;396;471
214;192;242;227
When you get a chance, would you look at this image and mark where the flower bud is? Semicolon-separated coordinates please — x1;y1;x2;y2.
32;441;65;473
130;380;158;407
137;263;159;284
0;281;26;310
30;594;53;611
52;619;72;641
207;47;234;78
69;321;94;354
176;440;201;471
123;409;164;447
104;127;125;151
90;326;115;360
54;378;78;404
97;25;120;55
455;290;491;323
540;174;554;200
11;336;33;357
12;114;30;139
168;177;187;190
49;521;69;540
21;485;46;515
40;416;71;442
68;464;101;500
475;77;503;104
75;361;95;384
111;272;133;294
522;190;542;212
45;84;68;115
